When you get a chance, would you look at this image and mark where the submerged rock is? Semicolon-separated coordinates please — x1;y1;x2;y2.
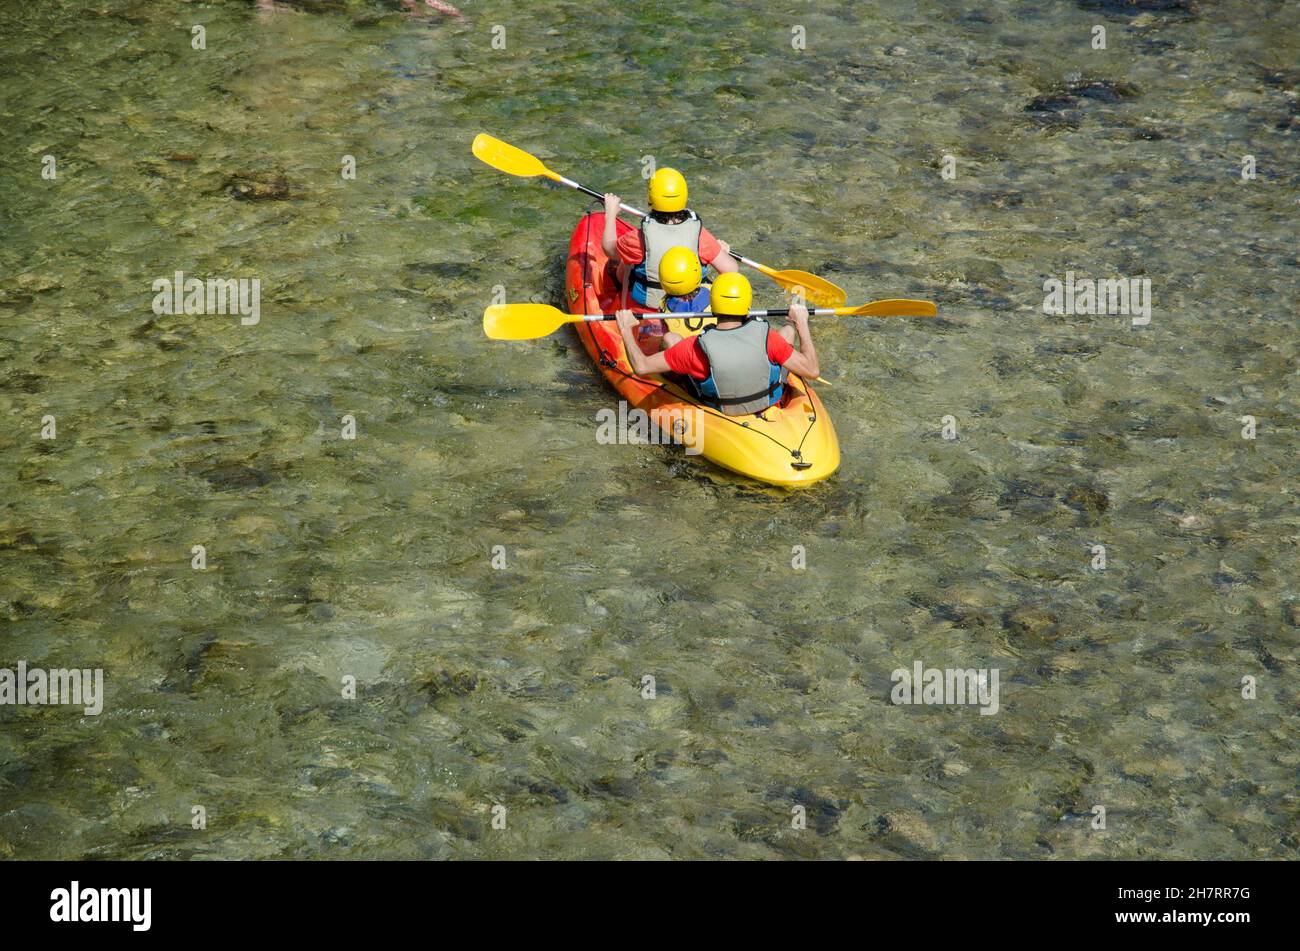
1075;0;1196;16
1024;79;1142;130
417;667;478;698
403;261;481;282
224;172;297;201
1072;80;1142;103
871;810;941;857
1002;605;1062;645
1025;93;1079;115
14;273;62;293
195;463;272;491
1062;484;1110;518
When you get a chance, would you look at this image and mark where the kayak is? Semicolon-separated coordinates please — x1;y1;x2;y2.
564;211;840;486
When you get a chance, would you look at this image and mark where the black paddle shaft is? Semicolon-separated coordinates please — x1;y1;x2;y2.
589;308;817;322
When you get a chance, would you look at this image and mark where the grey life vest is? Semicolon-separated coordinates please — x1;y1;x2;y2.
634;212;703;308
694;318;787;416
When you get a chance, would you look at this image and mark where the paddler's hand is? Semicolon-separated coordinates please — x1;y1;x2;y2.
782;301;820;379
603;193;622;218
614;309;639;333
614;309;673;377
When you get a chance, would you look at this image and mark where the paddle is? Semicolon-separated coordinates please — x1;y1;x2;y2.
471;132;848;307
483;299;936;341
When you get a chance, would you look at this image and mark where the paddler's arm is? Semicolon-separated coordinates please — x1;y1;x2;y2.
616;262;632;309
601;193;623;259
710;240;739;273
614;310;672;376
780;302;820;380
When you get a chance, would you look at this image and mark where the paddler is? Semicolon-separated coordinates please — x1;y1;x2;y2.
613;273;820;417
655;245;712;314
601;166;738;310
629;245;712;352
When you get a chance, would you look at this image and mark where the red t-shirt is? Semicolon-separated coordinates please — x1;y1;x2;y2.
663;330;794;381
617;225;724;268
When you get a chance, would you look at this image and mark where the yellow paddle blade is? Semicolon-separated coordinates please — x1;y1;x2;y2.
843;298;937;318
764;268;847;308
483;303;575;340
471;133;559;181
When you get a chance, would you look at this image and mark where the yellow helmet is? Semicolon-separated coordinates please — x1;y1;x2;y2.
647;167;688;212
710;272;752;317
658;246;703;297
